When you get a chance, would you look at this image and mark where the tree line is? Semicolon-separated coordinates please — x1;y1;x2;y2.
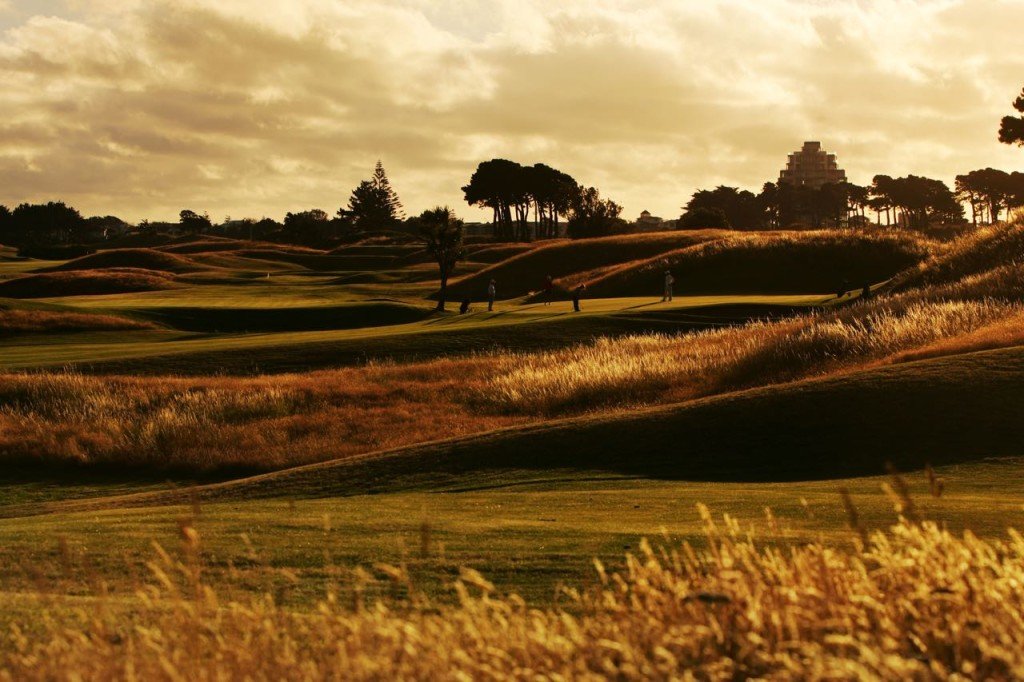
461;159;625;241
680;170;1024;232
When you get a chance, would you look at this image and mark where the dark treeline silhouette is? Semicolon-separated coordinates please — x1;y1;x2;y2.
461;159;626;241
462;160;579;241
955;168;1024;226
678;172;1020;232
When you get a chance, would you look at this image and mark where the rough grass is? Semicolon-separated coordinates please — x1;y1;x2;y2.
43;248;202;274
0;361;525;472
0;309;156;336
896;218;1024;289
480;298;1018;415
0;269;180;298
4;510;1024;680
578;230;933;298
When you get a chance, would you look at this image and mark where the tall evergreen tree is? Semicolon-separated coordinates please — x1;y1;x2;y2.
372;160;405;221
348;161;405;228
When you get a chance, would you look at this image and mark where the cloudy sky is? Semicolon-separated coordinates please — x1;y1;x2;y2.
1;0;1023;223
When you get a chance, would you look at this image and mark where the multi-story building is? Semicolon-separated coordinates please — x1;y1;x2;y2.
778;141;847;189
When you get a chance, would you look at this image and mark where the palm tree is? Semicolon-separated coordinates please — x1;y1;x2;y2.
417;207;465;312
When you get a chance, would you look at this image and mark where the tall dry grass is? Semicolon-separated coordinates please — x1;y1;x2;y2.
481;298;1020;414
3;506;1024;679
0;360;525;471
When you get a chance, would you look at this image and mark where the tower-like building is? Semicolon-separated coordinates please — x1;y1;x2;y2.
778;141;847;189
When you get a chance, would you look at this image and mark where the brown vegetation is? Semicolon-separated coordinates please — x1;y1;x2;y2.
44;248;202;274
0;309;156;336
0;361;525;472
0;269;180;298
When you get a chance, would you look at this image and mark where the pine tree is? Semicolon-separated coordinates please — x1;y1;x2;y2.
348;161;405;228
371;160;405;221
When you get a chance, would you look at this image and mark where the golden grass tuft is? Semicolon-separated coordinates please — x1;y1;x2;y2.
3;509;1024;679
480;298;1020;414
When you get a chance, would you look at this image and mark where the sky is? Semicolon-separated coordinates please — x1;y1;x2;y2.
1;0;1023;224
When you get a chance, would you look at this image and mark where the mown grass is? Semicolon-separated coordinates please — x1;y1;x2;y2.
3;481;1024;678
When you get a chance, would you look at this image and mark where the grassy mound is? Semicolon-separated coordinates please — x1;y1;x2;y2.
442;231;727;300
159;239;258;254
895;219;1024;290
0;269;179;298
0;306;157;335
233;250;396;271
581;231;931;298
465;243;538;263
45;248;202;274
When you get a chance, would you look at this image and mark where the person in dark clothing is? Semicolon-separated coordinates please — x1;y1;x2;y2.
572;284;586;312
861;282;871;300
542;275;554;305
487;279;496;312
459;298;471;314
836;279;849;300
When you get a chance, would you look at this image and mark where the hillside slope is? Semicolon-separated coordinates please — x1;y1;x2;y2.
442;230;727;300
580;231;930;298
17;344;1024;517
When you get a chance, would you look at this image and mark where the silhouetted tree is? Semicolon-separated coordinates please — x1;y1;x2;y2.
8;201;84;246
871;175;961;230
416;206;465;311
566;186;625;239
955;173;984;226
952;169;1015;224
678;206;730;229
0;205;11;245
179;209;212;234
843;183;870;225
682;186;762;229
282;209;332;241
463;159;579;241
349;161;404;230
525;163;578;239
999;86;1024;148
463;159;526;241
83;215;131;241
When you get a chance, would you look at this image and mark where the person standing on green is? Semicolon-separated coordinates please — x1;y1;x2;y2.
662;269;675;302
487;279;496;311
572;284;586;312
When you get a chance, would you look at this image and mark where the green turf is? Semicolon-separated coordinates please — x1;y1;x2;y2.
0;458;1021;606
0;294;828;373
